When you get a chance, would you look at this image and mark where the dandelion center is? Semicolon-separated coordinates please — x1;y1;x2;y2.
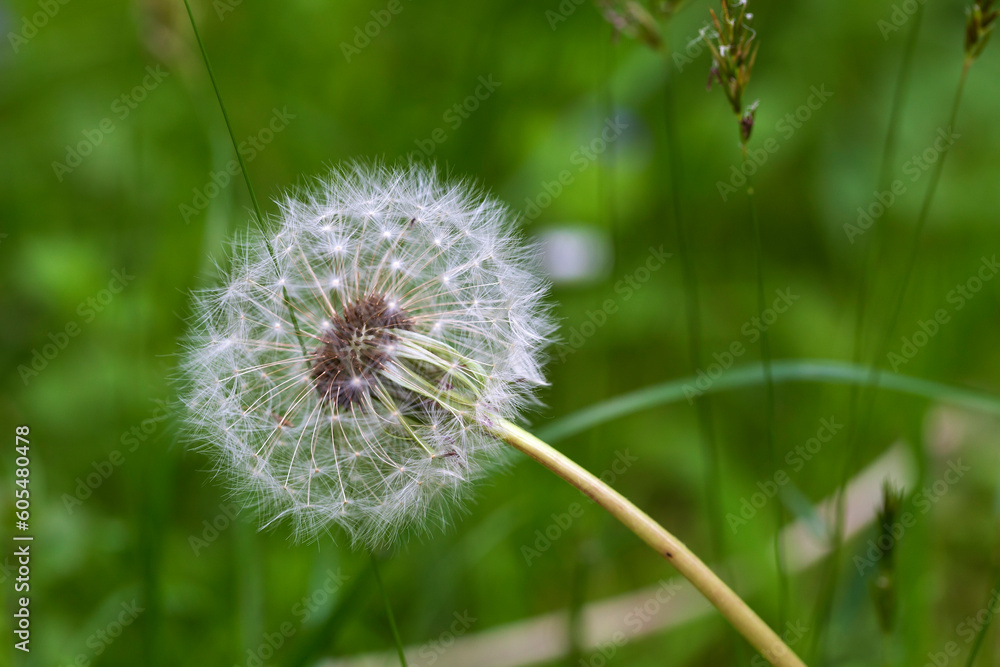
310;293;413;407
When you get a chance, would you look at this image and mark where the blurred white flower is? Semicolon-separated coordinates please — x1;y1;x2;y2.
537;226;612;285
182;164;554;546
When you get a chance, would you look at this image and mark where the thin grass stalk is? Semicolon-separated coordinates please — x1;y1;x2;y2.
371;555;408;667
963;568;1000;666
851;3;925;392
809;7;925;655
181;0;310;359
662;48;727;567
811;59;971;662
742;161;786;629
235;522;264;662
283;567;373;667
700;0;786;627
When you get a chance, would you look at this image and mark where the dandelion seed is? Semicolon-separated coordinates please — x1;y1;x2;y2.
182;163;553;546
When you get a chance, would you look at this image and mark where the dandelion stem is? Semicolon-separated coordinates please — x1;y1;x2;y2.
181;0;310;359
371;555;408;667
492;419;807;667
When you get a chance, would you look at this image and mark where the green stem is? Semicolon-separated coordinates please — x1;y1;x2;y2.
964;569;1000;667
812;57;971;659
283;567;373;667
865;60;969;370
812;9;924;650
181;0;310;360
182;0;262;221
849;1;924;388
662;50;726;565
491;419;807;667
741;140;787;630
371;555;408;667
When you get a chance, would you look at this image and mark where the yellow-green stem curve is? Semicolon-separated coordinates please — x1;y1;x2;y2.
491;418;806;667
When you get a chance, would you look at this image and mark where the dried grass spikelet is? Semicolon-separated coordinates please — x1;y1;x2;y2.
870;479;905;635
702;0;760;142
966;0;999;60
596;0;691;49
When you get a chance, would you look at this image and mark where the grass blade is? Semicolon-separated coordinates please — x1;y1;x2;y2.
964;570;1000;667
815;54;972;661
371;554;408;667
283;566;373;667
745;165;787;628
537;359;1000;443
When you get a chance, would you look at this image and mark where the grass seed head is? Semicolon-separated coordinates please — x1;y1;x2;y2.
703;0;760;141
598;0;664;49
870;479;905;634
966;0;999;61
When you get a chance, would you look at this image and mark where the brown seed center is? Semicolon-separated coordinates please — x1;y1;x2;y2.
310;294;412;407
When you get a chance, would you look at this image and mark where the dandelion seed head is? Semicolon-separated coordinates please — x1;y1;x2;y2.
182;163;554;546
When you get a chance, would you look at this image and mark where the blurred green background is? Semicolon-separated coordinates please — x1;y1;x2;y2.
2;0;1000;665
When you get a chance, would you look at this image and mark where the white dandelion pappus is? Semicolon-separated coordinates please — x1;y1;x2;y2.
182;164;554;546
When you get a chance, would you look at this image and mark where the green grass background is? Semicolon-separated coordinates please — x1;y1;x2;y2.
2;0;1000;665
